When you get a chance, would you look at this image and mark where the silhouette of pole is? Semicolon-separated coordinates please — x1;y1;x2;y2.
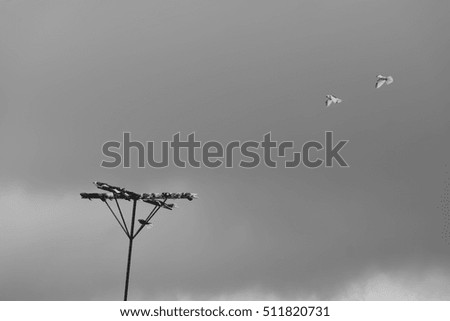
123;199;137;301
80;182;197;301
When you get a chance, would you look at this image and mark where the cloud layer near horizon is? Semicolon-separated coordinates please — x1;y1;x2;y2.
1;177;449;300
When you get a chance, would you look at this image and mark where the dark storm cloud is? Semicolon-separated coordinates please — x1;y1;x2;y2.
1;0;450;300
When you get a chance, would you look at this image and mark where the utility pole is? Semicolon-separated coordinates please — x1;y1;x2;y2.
123;199;137;301
81;181;197;301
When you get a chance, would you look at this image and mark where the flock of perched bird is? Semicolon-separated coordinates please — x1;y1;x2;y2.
81;181;199;229
325;74;394;107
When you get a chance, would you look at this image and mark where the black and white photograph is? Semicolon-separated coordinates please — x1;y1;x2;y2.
1;0;450;311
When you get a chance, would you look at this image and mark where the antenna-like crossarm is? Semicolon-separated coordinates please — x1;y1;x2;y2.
94;181;141;200
80;192;115;201
142;192;198;201
80;181;197;301
142;198;177;210
84;182;198;202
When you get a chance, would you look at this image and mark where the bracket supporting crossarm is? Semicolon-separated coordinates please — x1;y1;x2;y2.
133;198;168;239
114;197;130;236
103;199;130;237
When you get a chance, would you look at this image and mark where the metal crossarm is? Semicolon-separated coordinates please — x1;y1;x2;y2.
80;181;197;301
142;198;176;210
142;192;198;201
80;192;114;201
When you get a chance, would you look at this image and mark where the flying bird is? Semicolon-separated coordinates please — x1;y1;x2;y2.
325;94;342;107
375;75;393;89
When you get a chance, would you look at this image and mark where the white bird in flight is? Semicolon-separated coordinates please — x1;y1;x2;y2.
325;94;342;107
375;75;394;89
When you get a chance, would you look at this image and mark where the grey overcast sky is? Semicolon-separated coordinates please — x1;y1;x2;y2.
1;0;450;300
